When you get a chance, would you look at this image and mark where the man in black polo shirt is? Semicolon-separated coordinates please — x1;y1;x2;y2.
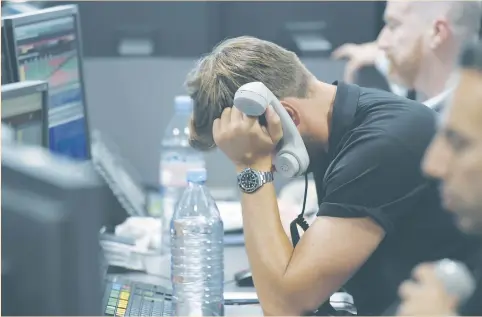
185;36;480;315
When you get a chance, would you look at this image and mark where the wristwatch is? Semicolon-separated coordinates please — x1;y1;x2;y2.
237;168;274;194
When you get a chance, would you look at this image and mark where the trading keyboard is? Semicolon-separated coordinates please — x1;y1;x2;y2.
103;276;173;316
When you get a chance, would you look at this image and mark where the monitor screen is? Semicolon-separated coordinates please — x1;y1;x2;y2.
1;81;48;147
13;12;90;160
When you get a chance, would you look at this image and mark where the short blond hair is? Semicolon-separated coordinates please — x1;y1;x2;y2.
185;36;313;151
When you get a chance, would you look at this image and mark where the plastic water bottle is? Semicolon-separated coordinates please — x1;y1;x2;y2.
171;168;224;316
160;96;205;254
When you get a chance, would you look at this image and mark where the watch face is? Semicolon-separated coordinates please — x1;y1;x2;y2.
238;169;261;193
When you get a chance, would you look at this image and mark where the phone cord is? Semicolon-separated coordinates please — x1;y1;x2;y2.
289;174;343;316
290;173;309;248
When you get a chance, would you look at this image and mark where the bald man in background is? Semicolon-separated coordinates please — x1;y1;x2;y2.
397;40;482;316
332;0;481;111
281;0;482;241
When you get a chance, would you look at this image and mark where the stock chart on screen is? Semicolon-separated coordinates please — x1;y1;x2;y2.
14;16;89;160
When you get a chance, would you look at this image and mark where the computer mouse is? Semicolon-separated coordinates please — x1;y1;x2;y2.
234;269;254;287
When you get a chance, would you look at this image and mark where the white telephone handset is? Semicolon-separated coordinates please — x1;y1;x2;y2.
234;82;310;178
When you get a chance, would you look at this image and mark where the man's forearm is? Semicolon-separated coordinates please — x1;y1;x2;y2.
240;183;297;314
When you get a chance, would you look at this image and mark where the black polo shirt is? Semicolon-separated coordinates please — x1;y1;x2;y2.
313;82;480;315
459;256;482;316
460;276;482;315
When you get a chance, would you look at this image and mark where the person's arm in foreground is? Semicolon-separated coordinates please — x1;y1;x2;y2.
398;263;459;316
213;106;385;315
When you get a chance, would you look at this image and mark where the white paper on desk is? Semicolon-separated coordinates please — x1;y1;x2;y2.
217;201;243;232
224;292;258;301
100;240;144;271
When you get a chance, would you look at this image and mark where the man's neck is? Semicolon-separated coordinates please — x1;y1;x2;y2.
415;54;457;100
314;81;337;122
309;81;337;145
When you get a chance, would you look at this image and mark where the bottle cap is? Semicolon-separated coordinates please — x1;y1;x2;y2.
187;168;207;183
174;96;193;113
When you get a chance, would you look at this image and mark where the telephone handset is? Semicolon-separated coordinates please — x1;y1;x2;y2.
233;82;310;178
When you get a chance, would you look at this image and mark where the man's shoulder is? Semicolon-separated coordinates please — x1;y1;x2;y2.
357;86;429;113
353;86;437;156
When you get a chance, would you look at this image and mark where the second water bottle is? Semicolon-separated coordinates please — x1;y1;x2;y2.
159;96;206;254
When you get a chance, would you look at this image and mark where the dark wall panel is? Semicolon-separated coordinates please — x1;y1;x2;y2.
218;1;380;49
52;1;382;57
70;1;222;57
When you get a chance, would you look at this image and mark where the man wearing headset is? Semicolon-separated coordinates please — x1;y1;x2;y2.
332;0;481;111
185;33;480;315
397;41;482;317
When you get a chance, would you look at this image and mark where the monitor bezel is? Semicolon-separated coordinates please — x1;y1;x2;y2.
1;19;17;84
3;5;92;160
1;80;50;149
1;143;104;315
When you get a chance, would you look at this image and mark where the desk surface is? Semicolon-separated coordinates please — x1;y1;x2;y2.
109;245;264;316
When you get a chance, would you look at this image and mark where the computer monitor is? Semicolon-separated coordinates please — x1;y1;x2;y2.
1;80;49;147
1;143;104;316
3;5;91;160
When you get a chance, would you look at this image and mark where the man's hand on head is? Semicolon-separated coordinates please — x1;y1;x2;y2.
212;105;283;171
398;263;459;316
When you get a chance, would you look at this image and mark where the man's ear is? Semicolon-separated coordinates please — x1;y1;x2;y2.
280;100;301;126
430;19;451;50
